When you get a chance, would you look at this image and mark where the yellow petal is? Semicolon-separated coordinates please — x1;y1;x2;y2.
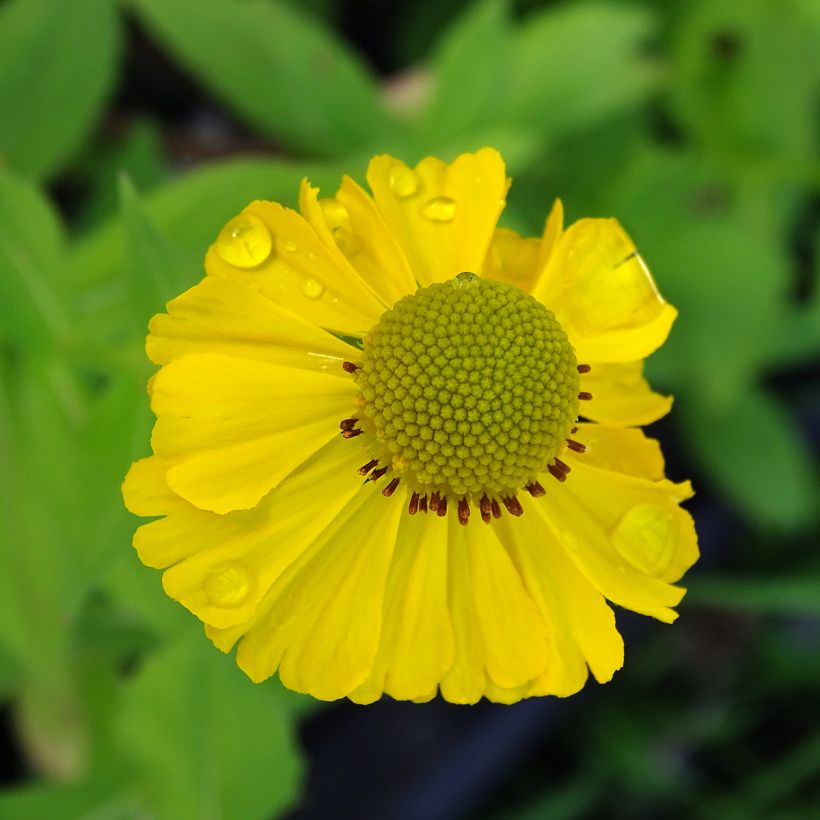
367;148;508;286
299;177;416;307
533;218;677;363
498;504;623;693
150;354;355;513
205;200;387;337
159;435;365;629
235;487;404;699
570;424;665;481
122;456;186;517
350;512;454;704
481;199;565;295
579;361;672;426
540;461;698;619
147;276;356;370
440;516;548;703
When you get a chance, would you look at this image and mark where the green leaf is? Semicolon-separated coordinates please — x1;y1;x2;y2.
681;387;816;530
508;3;661;140
422;0;513;143
119;175;197;328
117;633;303;820
131;0;397;156
0;0;119;178
0;171;72;351
689;574;820;616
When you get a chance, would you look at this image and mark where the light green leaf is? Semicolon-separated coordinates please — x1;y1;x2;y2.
117;633;303;820
0;171;72;351
0;0;119;178
508;3;661;139
119;175;197;328
131;0;397;156
422;0;513;143
681;387;816;530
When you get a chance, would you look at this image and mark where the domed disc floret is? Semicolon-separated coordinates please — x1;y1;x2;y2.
353;272;581;504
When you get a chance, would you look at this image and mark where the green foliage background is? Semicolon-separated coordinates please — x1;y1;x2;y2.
0;0;818;817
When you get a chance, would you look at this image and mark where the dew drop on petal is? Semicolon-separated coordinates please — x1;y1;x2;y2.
302;278;325;299
320;196;349;225
333;226;360;255
281;239;298;253
203;562;252;607
388;163;419;198
611;503;676;577
215;214;273;267
422;196;457;223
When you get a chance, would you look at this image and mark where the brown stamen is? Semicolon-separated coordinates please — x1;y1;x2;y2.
358;459;379;476
342;361;359;373
408;492;420;515
436;496;448;517
566;439;586;453
458;498;470;526
491;499;502;519
571;426;579;434
526;481;546;498
419;495;428;514
429;491;441;512
382;477;401;497
548;458;571;482
578;391;593;401
342;428;362;439
577;363;591;373
479;495;492;524
370;466;388;481
339;418;358;431
502;495;523;516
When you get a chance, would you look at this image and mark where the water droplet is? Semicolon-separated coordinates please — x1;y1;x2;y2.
422;196;456;223
302;278;324;299
203;562;252;607
332;226;360;256
320;197;349;226
215;214;273;268
611;503;676;577
388;164;419;198
281;239;298;253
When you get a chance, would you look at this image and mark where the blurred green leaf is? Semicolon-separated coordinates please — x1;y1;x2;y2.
117;633;303;820
669;0;820;167
681;387;816;530
690;574;820;615
0;0;119;179
131;0;397;156
423;0;513;143
119;174;197;327
508;3;661;139
0;171;72;351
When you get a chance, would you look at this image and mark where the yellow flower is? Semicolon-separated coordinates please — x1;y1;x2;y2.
122;148;698;704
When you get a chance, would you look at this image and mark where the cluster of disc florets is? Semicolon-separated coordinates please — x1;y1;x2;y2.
337;273;590;523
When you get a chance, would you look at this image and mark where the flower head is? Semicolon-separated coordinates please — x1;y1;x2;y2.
122;148;698;704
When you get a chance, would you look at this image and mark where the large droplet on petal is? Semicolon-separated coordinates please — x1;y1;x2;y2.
203;562;253;607
611;503;676;577
302;278;325;299
388;163;419;198
422;197;457;223
215;214;273;267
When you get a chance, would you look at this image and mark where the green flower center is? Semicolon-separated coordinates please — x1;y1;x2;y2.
354;273;580;502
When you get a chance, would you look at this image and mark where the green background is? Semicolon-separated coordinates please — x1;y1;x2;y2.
0;0;818;817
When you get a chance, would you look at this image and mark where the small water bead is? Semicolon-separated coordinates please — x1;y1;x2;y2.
320;196;350;226
203;562;252;607
611;503;676;577
422;197;457;223
302;278;325;299
388;164;419;199
215;214;273;268
280;238;299;253
332;226;360;256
